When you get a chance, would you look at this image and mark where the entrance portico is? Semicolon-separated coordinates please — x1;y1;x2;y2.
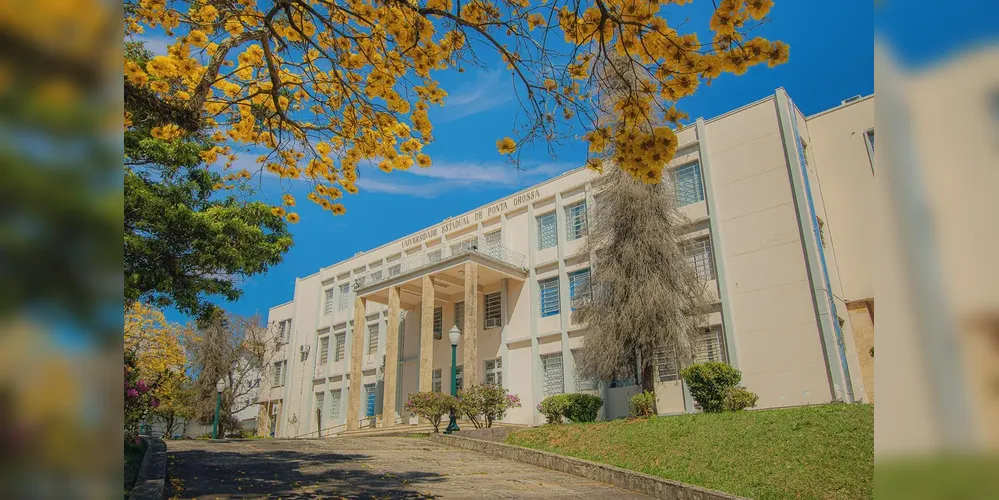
345;236;527;430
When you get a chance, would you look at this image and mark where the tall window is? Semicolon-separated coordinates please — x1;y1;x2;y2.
432;368;442;393
565;201;587;241
571;349;597;391
683;237;715;281
318;335;330;365
364;383;377;417
568;269;591;310
338;283;350;310
324;289;335;316
453;301;465;329
330;389;342;420
537;212;557;249
367;322;379;355
315;392;325;431
673;162;704;206
272;360;287;387
485;358;502;387
484;292;502;328
541;353;564;396
539;277;560;317
433;306;443;339
696;327;726;363
485;231;502;259
455;365;464;391
655;347;679;382
276;320;291;343
334;331;346;361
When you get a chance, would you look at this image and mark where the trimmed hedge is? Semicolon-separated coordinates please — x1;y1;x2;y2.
539;393;604;423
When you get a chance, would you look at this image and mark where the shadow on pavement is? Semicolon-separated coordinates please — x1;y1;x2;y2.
167;445;443;499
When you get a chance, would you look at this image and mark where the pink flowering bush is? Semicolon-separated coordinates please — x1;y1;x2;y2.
456;384;522;429
404;392;458;433
124;351;159;443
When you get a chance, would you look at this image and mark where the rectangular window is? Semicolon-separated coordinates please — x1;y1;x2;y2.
433;306;443;339
324;289;335;316
485;358;502;387
338;283;350;310
655;347;679;382
484;292;502;328
571;349;597;391
539;277;560;317
673;162;705;206
276;320;290;343
364;383;377;418
684;237;715;281
565;201;588;241
568;269;591;310
696;327;726;364
330;389;342;420
272;360;287;387
537;212;557;250
428;249;442;264
314;392;325;430
318;335;330;365
371;270;382;283
334;332;345;361
432;368;442;393
455;365;464;392
542;353;564;397
389;263;401;277
454;301;465;329
367;322;379;355
485;231;502;259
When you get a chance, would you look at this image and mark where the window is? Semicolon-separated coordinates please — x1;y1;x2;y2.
338;283;350;310
454;301;465;329
655;347;679;382
684;237;715;281
324;289;335;316
389;263;401;277
314;392;325;430
432;368;442;393
672;163;704;206
428;249;442;263
272;360;287;387
318;335;330;365
484;292;502;328
433;306;443;339
276;320;291;343
485;231;502;259
541;353;564;397
537;212;557;250
367;322;379;355
565;201;587;241
816;216;827;248
568;269;591;310
539;277;560;317
485;358;502;387
334;332;345;361
455;365;464;391
330;389;342;420
364;383;377;417
571;349;597;391
371;270;383;283
695;327;726;364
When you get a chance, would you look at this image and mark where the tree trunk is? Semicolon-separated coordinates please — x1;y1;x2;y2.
640;365;658;416
163;414;176;439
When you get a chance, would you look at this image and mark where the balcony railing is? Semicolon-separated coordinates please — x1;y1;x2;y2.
354;235;526;291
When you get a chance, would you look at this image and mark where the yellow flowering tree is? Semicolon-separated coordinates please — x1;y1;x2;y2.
124;302;193;435
125;0;788;218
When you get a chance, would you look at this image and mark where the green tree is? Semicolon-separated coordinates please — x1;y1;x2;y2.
124;43;292;319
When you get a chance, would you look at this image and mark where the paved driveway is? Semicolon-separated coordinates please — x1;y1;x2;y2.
166;436;651;499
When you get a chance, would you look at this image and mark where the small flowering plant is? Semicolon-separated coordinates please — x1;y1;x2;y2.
124;351;160;443
456;384;522;429
403;392;458;433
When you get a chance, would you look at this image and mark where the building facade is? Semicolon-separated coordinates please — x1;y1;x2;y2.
257;89;875;438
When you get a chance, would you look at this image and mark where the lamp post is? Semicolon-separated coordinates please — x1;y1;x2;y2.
212;378;225;439
444;325;461;434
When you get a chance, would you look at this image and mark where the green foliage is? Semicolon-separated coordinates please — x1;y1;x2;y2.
539;393;604;424
404;392;458;433
124;351;159;443
629;391;656;418
456;384;522;429
723;387;759;412
680;362;743;413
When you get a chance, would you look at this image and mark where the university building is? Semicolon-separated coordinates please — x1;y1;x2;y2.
257;88;875;438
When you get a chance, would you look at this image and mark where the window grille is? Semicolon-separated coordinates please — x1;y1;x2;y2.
324;289;335;316
537;212;557;249
696;327;725;363
454;301;464;329
334;332;345;361
318;336;330;365
367;323;379;354
541;353;564;396
672;163;704;206
684;238;715;281
455;365;464;392
433;307;443;339
338;283;350;310
565;201;587;241
485;358;502;387
568;269;591;310
428;249;442;263
571;349;597;390
539;277;560;317
389;264;401;277
485;231;502;259
484;292;502;328
432;368;442;393
330;390;342;420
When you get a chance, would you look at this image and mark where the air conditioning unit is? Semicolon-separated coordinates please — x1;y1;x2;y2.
300;344;310;355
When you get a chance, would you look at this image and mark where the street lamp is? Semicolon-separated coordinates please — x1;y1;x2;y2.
212;378;225;439
444;325;461;434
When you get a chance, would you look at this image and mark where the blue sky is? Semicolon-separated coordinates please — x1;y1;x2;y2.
162;0;880;326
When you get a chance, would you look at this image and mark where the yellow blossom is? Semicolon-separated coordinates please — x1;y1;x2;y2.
496;137;516;155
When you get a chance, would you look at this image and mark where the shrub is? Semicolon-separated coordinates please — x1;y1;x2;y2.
457;384;522;428
124;351;159;444
563;393;603;423
681;362;743;413
629;391;656;418
723;386;759;411
404;392;458;433
538;394;569;424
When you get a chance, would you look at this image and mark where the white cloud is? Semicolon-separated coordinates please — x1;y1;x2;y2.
434;67;516;123
355;178;441;198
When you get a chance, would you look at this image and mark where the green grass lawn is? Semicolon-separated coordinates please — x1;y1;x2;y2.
506;403;872;499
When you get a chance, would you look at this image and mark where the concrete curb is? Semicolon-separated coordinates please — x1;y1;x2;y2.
128;436;167;500
427;433;746;500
